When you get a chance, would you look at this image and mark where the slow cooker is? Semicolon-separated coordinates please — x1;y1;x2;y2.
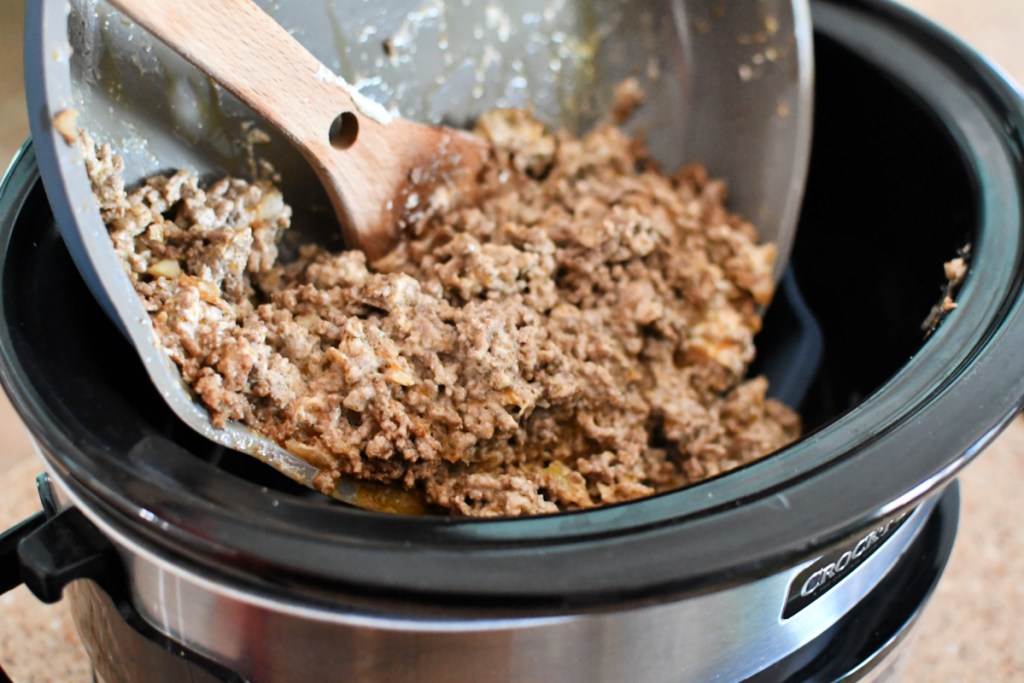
1;1;1023;681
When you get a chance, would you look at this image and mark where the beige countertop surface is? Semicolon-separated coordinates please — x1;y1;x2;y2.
0;0;1022;681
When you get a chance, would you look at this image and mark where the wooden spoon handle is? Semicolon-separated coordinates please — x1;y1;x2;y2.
106;0;364;152
105;0;486;259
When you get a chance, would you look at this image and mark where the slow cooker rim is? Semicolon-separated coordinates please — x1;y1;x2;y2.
2;0;1024;606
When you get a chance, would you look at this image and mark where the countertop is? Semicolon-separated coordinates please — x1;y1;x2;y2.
0;0;1022;681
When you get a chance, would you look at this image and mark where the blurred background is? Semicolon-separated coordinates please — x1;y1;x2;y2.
0;0;28;472
0;0;1021;680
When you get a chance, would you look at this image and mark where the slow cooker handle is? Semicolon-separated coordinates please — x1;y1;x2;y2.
0;506;123;683
0;501;249;683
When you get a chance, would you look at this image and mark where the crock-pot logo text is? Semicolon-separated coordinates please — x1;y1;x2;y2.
782;511;911;619
799;519;902;596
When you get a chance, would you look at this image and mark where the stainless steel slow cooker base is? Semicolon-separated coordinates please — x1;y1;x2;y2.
61;481;956;683
41;466;934;683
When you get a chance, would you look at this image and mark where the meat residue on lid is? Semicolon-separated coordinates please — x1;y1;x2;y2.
82;100;800;517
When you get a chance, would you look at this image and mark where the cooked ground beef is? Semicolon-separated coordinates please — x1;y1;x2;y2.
82;108;800;517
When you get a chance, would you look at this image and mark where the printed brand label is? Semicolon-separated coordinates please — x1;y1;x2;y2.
782;510;912;619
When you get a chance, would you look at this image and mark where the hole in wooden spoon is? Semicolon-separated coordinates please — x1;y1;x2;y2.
329;112;359;149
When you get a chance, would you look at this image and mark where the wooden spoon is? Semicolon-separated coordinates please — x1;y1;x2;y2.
106;0;488;261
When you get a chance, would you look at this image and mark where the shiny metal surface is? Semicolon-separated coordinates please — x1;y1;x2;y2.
852;634;917;683
48;465;929;683
25;0;813;497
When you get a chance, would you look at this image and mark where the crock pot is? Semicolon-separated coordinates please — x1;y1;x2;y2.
1;1;1023;681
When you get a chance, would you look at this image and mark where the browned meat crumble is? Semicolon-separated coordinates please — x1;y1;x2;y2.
923;244;971;335
82;110;800;517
